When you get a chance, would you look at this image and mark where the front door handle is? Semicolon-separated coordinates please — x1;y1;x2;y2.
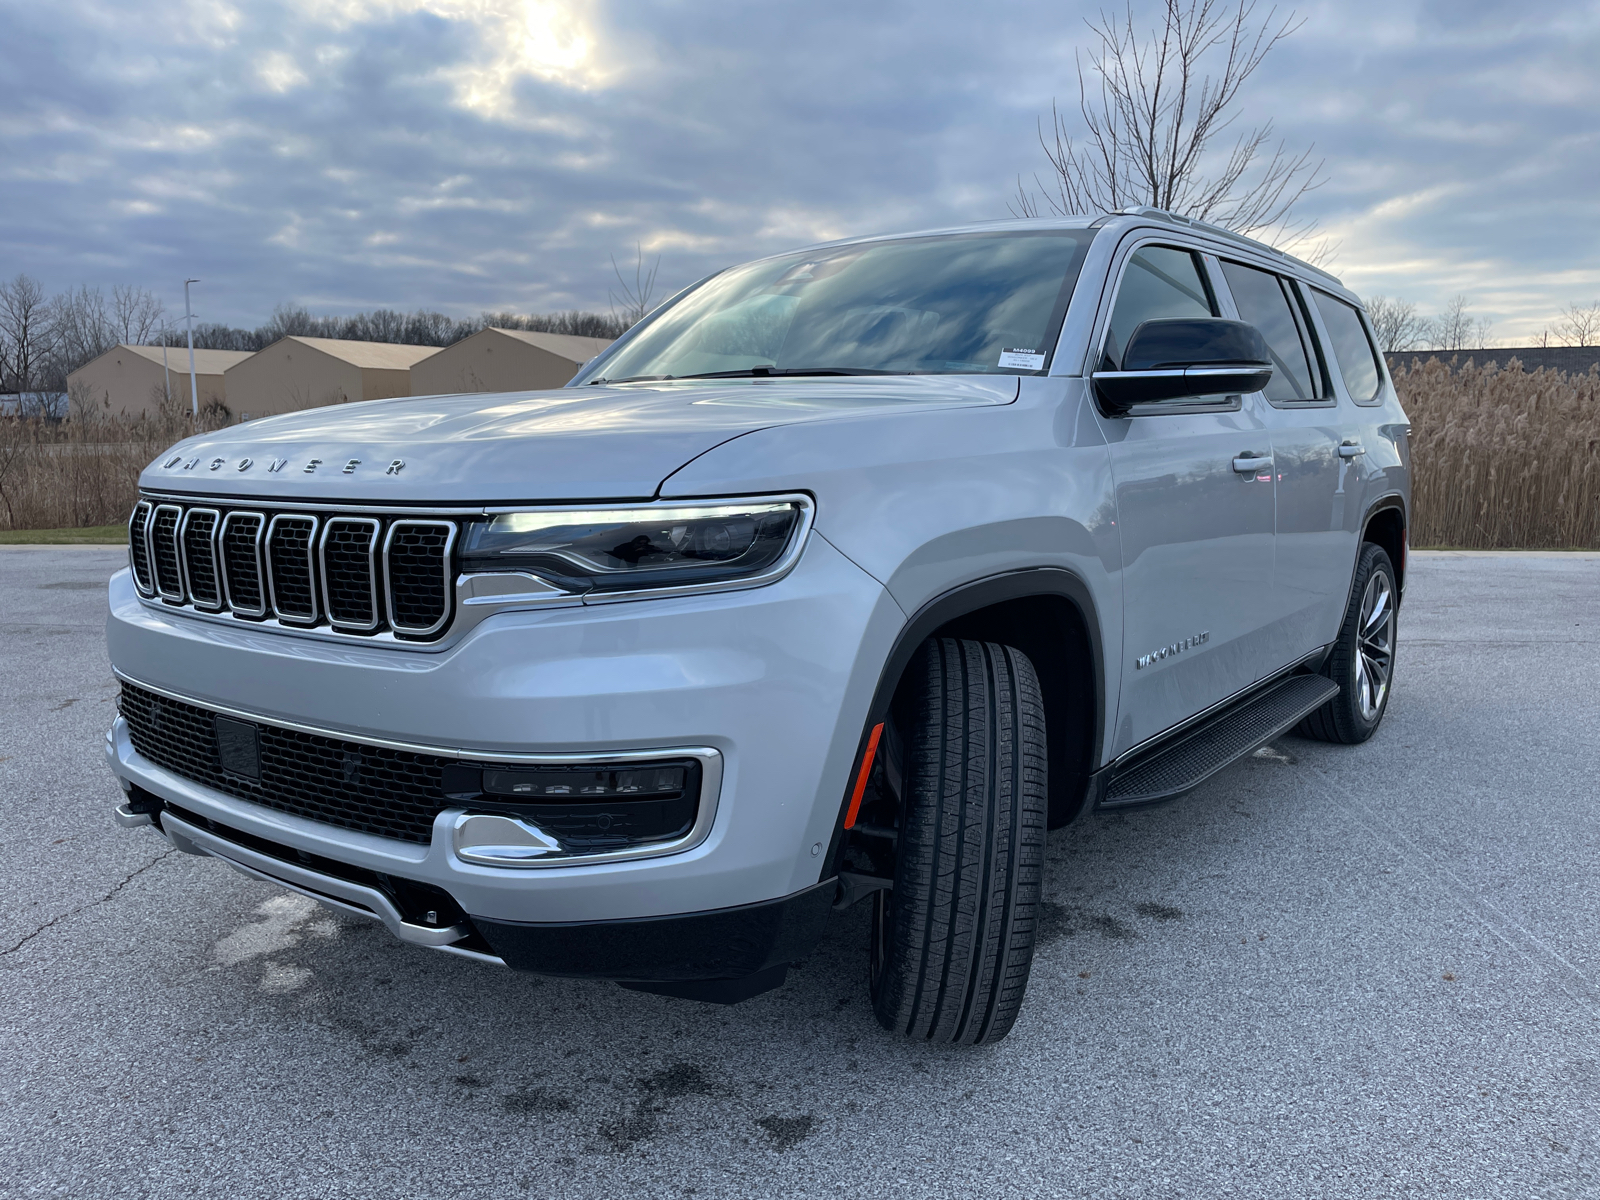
1338;441;1365;458
1232;454;1273;475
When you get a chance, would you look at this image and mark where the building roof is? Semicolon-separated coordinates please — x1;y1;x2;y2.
248;337;443;370
1387;347;1600;375
483;328;614;364
98;344;255;375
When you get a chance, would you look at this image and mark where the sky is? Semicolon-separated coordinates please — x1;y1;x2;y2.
3;0;1598;343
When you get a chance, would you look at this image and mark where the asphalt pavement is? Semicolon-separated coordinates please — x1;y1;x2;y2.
2;546;1598;1199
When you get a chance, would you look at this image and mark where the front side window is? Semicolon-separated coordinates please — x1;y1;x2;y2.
583;230;1095;383
1218;260;1323;403
1101;245;1217;371
1312;291;1384;403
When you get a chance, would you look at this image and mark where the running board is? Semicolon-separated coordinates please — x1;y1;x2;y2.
1095;674;1341;811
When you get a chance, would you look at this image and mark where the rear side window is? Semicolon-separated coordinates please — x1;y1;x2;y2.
1218;260;1324;404
1102;246;1216;370
1312;291;1384;403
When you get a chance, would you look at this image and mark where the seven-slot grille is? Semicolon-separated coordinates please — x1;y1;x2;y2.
129;497;456;640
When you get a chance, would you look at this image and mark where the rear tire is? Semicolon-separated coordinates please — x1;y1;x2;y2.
1297;542;1398;744
869;638;1047;1045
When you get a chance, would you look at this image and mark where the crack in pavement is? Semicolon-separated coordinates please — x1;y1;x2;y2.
1;848;175;958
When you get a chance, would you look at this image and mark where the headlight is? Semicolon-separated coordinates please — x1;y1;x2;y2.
460;496;812;597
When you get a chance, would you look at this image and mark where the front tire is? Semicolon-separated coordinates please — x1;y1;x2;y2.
1297;542;1398;744
869;638;1047;1045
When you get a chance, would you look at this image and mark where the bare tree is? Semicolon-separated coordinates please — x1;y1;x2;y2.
1364;295;1429;352
0;414;32;528
1013;0;1323;243
610;244;662;327
1557;301;1600;347
1428;295;1493;352
0;274;57;396
49;284;115;376
112;285;164;344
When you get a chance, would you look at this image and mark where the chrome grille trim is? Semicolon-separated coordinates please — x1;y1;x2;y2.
150;504;186;602
218;512;267;618
319;516;382;632
266;514;320;625
128;501;154;596
179;508;223;611
383;520;457;637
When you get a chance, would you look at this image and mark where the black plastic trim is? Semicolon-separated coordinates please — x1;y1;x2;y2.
821;566;1106;876
473;880;835;993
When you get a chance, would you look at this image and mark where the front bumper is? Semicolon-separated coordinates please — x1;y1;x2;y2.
104;532;905;929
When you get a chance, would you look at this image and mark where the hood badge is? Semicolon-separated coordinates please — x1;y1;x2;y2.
162;453;402;478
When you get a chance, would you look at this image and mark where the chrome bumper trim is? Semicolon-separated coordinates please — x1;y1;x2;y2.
158;810;486;953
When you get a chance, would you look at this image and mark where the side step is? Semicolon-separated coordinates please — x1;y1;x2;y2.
1097;674;1341;810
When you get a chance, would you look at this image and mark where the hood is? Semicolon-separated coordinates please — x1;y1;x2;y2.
138;376;1018;503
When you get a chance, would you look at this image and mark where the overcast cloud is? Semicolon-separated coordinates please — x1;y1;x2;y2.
2;0;1597;341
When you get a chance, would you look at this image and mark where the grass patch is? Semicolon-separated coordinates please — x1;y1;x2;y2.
0;525;127;545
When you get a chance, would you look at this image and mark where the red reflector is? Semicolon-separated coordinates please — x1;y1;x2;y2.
843;723;884;831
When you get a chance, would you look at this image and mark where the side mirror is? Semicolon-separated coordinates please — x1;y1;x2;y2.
1094;318;1273;414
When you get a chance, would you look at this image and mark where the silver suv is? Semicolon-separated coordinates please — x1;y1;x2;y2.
106;209;1409;1044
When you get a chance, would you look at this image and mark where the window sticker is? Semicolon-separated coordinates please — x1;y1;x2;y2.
998;348;1046;370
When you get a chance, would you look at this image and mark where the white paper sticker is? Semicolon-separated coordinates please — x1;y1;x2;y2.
998;349;1046;370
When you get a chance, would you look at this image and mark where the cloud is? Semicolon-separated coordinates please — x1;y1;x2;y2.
1;0;1596;343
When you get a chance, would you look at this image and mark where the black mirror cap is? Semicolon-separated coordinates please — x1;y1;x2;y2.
1095;318;1273;413
1122;318;1271;371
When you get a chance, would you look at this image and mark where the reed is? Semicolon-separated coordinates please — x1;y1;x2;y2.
1396;358;1600;549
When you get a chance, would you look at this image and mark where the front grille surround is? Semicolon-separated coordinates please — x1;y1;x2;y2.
150;504;185;601
266;514;321;625
219;511;268;617
384;520;457;637
320;517;382;631
128;501;154;596
179;508;223;611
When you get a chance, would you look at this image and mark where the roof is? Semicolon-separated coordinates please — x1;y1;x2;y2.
92;344;254;375
482;328;614;363
252;336;443;370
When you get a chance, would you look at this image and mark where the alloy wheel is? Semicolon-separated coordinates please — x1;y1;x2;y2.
1354;571;1395;721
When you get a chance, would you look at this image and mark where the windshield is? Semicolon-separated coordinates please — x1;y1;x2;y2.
581;230;1096;384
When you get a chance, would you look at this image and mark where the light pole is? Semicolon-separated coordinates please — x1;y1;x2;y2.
183;278;200;418
160;323;173;405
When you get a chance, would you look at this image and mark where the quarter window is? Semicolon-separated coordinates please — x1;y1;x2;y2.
1218;260;1324;403
1102;246;1216;371
1312;291;1384;403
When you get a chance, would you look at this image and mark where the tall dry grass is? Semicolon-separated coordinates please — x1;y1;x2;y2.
0;402;228;532
1396;358;1600;549
1;361;1596;548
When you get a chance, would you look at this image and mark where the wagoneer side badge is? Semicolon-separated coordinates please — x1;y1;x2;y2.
1136;631;1209;670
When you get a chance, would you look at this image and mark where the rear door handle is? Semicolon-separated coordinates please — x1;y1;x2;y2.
1232;454;1272;474
1338;442;1365;458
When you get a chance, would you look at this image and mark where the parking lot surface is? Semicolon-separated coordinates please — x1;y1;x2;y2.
2;546;1598;1199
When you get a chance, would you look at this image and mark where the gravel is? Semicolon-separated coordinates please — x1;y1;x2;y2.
3;548;1598;1199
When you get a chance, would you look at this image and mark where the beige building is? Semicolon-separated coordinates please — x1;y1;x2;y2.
223;337;442;419
67;344;254;420
410;328;613;397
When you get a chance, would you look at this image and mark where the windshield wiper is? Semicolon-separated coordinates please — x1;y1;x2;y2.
671;367;898;380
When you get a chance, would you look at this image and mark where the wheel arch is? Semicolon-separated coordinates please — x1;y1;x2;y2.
1361;495;1408;600
823;568;1106;879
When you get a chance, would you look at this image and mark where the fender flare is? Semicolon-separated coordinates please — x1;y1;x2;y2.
821;566;1107;876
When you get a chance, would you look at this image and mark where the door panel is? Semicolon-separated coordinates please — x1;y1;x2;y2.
1094;242;1278;756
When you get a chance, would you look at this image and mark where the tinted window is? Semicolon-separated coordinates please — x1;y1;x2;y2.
1103;246;1216;370
1312;291;1383;402
1219;260;1321;402
585;230;1095;383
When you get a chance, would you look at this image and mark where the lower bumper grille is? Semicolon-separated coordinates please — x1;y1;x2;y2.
116;683;705;854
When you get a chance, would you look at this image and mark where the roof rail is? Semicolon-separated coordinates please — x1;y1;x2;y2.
1108;206;1340;285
